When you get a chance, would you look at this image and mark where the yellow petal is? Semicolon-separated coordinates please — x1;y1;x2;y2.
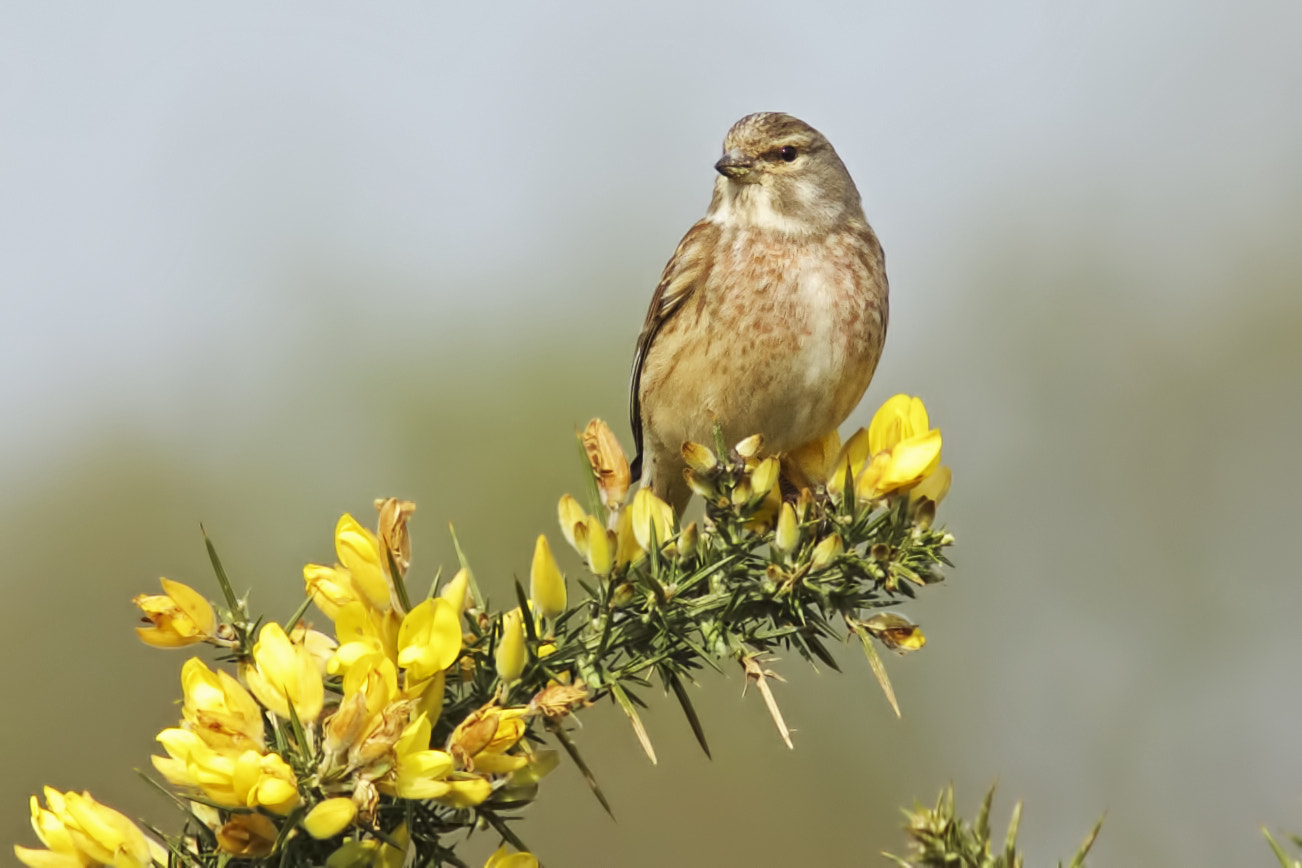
303;564;355;620
397;598;462;681
613;507;640;567
303;798;358;839
30;789;154;868
910;465;952;506
253;774;300;815
785;429;841;489
433;776;493;808
335;514;391;612
869;394;929;454
14;844;79;868
472;753;530;774
158;578;217;634
393;750;455;799
827;427;872;497
180;658;265;752
878;429;943;491
246;623;324;722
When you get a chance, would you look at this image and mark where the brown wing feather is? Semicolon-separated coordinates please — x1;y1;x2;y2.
629;219;718;479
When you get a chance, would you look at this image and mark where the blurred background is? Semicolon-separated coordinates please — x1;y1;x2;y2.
3;2;1301;865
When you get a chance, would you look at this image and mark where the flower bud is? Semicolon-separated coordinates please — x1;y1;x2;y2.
529;535;566;619
749;456;780;501
582;419;631;509
734;434;764;459
678;522;698;558
684;469;718;499
809;534;844;572
730;479;753;508
584;516;614;577
681;441;718;473
557;494;587;551
774;503;800;557
496;608;526;683
631;488;675;553
373;497;416;580
303;797;358;839
439;568;471;615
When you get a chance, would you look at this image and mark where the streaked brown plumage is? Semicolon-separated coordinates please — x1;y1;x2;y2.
630;112;888;512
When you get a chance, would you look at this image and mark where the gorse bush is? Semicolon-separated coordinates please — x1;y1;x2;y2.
16;396;955;867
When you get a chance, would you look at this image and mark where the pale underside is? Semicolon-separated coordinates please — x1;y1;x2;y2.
636;218;886;509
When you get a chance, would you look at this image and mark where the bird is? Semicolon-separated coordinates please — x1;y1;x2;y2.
629;112;889;513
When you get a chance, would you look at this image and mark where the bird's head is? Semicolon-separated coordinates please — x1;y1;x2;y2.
708;112;862;235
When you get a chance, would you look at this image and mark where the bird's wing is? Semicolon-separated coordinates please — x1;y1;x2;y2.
629;219;718;480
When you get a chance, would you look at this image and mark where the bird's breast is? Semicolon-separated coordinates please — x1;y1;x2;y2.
683;226;886;449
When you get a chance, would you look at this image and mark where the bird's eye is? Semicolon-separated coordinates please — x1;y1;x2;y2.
779;146;798;162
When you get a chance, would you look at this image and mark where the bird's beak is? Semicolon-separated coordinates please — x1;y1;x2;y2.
715;150;755;180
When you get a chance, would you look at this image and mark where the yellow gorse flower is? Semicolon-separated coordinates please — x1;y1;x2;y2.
242;622;325;723
15;787;158;868
822;395;944;502
386;713;456;800
857;394;943;499
216;812;278;858
448;703;530;775
396;597;462;685
329;601;399;679
179;657;265;753
304;513;396;620
133;577;215;648
151;729;301;814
